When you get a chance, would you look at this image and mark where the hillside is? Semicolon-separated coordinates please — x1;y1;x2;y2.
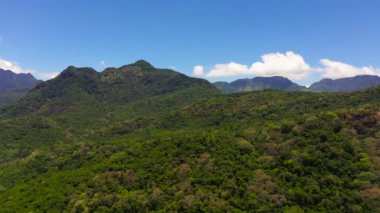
5;60;216;116
0;63;379;212
214;76;307;93
0;60;219;137
310;75;380;92
0;69;41;107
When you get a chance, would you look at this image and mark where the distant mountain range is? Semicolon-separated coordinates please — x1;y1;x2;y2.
0;69;41;91
0;69;41;107
214;76;307;93
309;75;380;92
2;64;380;108
214;75;380;93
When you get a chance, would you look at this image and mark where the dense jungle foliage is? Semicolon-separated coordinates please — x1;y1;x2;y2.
0;61;379;212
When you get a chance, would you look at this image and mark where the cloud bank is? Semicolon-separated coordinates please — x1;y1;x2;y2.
207;62;250;77
0;58;58;80
317;59;380;79
194;51;380;80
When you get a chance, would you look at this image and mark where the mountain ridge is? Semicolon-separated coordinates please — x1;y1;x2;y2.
0;69;41;107
310;75;380;92
3;60;219;130
0;69;41;91
214;75;380;93
214;76;307;93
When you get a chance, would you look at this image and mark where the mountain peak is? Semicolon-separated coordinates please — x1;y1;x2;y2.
5;63;219;115
133;60;154;69
0;69;40;91
0;69;41;106
216;76;306;93
118;60;155;73
58;66;98;80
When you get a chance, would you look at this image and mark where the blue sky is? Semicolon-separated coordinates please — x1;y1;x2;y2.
0;0;379;85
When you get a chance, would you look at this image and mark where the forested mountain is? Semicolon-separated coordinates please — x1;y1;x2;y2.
214;76;307;93
5;60;217;116
310;75;380;92
0;61;379;212
0;69;41;107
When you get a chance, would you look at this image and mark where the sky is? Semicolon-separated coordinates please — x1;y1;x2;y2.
0;0;379;86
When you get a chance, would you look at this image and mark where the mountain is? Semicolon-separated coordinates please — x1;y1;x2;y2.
6;60;217;115
1;61;379;212
214;76;307;93
310;75;380;92
0;69;41;107
215;75;380;94
3;60;219;131
0;69;40;91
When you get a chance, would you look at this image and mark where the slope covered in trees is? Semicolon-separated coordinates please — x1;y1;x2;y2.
0;62;379;212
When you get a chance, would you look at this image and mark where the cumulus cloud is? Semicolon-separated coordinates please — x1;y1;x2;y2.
317;59;380;79
0;58;58;80
193;65;205;76
195;52;312;80
194;51;380;81
206;62;250;77
250;52;311;80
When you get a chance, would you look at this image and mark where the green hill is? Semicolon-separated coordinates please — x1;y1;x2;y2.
0;61;379;212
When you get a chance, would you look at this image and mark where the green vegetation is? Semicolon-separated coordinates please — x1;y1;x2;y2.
0;90;29;107
0;61;379;212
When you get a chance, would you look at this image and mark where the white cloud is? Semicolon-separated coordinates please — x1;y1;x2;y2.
317;59;380;79
206;62;250;77
0;58;58;80
196;51;311;80
193;65;205;76
0;58;36;74
194;51;380;81
250;52;311;80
